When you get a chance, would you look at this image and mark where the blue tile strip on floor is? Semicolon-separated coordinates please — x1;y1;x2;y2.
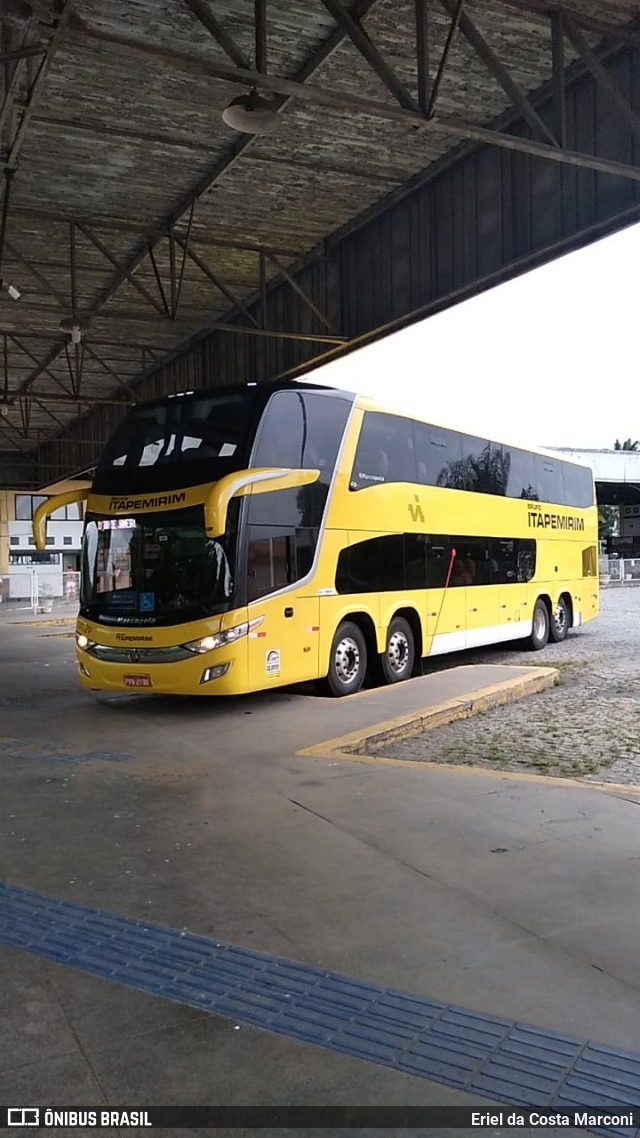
1;881;639;1136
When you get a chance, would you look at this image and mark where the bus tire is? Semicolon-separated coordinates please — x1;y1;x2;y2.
320;621;368;697
549;596;570;643
527;599;550;650
380;617;415;685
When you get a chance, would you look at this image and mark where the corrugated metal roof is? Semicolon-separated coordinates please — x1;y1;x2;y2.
0;0;639;472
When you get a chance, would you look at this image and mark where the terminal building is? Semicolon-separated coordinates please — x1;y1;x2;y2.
0;480;88;603
553;448;640;557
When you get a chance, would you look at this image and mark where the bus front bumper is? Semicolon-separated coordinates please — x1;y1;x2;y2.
76;647;248;696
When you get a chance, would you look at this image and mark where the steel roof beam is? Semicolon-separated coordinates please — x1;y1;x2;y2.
415;0;431;113
551;10;567;148
6;0;78;170
0;43;45;66
181;0;252;70
319;0;419;111
147;245;171;318
0;416;32;449
8;333;75;399
6;206;308;258
32;395;69;434
14;343;66;398
0;19;36;141
563;14;640;150
437;0;559;146
172;234;262;329
82;344;140;403
426;0;465;119
75;223;167;319
496;0;640;51
68;27;640;184
4;238;69;308
6;300;348;342
16;391;134;406
265;251;339;335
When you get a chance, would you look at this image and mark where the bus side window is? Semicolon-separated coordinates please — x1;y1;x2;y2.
414;424;462;487
456;537;490;585
563;463;594;508
536;457;565;505
350;413;416;489
506;448;538;501
491;539;517;583
517;540;536;582
425;538;450;588
582;545;597;577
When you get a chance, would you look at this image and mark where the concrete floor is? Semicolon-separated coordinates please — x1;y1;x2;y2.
1;617;639;1136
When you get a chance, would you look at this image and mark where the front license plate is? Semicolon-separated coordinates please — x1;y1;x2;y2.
124;674;152;688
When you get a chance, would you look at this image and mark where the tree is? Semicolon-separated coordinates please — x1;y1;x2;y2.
614;438;640;451
598;505;618;540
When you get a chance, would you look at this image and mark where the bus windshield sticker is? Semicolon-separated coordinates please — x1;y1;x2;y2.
139;593;155;613
109;590;137;606
266;649;280;676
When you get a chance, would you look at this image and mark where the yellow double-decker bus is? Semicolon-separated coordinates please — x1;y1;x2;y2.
34;381;598;697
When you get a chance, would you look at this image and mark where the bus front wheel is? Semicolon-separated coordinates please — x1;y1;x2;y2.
380;617;415;685
528;599;550;650
320;621;368;697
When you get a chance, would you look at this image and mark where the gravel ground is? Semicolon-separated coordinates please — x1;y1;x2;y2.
371;588;640;784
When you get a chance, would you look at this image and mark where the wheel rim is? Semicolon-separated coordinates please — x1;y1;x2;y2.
387;630;410;675
553;604;566;632
334;636;361;685
533;607;547;640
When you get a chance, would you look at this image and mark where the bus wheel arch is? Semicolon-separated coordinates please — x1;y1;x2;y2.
318;613;375;697
549;593;572;643
527;595;551;650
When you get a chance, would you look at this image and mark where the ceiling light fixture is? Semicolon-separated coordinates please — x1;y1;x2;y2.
59;316;86;343
0;277;20;301
221;2;278;134
222;89;279;134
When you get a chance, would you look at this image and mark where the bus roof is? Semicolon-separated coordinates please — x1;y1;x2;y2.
141;379;592;472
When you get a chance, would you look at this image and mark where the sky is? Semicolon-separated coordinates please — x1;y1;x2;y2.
305;220;640;453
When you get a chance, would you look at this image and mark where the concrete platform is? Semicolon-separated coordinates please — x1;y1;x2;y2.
1;617;639;1136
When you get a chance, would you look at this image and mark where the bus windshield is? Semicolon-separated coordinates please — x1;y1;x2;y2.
99;389;259;471
80;505;238;622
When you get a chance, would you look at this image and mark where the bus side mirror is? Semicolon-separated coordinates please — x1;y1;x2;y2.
33;489;89;552
205;467;320;538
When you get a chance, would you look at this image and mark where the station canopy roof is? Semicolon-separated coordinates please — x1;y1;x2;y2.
1;0;640;470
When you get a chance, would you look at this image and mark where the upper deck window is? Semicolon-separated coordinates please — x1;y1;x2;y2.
100;390;257;471
350;413;416;489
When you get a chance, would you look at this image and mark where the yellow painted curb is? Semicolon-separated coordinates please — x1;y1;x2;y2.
299;668;558;760
297;667;640;798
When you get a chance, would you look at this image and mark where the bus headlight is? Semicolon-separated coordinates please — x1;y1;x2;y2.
183;616;263;655
76;633;94;651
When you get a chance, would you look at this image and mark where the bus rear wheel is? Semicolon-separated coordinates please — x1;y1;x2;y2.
549;596;570;643
380;617;415;684
527;599;550;650
320;621;368;697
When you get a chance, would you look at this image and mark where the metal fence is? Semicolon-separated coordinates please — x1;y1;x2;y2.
3;570;81;612
600;558;640;584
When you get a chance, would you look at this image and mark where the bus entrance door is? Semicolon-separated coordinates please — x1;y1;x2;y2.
247;596;320;688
